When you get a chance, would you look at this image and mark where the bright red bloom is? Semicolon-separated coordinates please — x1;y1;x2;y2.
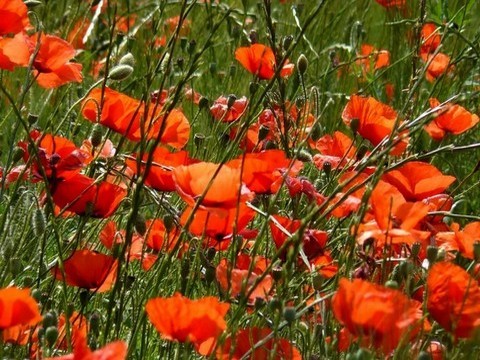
0;0;30;35
374;0;405;8
217;327;302;360
235;44;294;80
32;34;83;88
425;98;479;140
146;293;229;355
0;287;42;330
427;262;480;338
52;249;117;292
0;33;31;71
51;173;126;218
342;95;408;155
332;278;424;353
210;95;248;122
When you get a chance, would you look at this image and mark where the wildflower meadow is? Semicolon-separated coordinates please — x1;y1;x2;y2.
1;0;480;358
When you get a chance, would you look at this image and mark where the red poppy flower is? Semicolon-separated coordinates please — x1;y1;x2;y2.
217;327;301;360
312;131;357;170
382;161;456;201
46;336;127;360
210;95;248;122
146;293;229;355
172;162;253;210
52;249;117;292
427;262;480;339
332;278;424;353
0;33;31;71
435;222;480;260
227;150;302;194
421;52;453;83
144;218;182;254
425;98;479;140
125;147;196;192
0;0;30;35
374;0;405;8
82;88;190;148
32;34;83;88
342;95;408;155
51;173;126;218
420;23;441;55
357;44;390;72
0;287;42;330
235;44;294;80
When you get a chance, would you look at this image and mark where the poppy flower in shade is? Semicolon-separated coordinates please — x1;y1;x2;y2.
31;34;83;88
210;95;248;122
82;88;190;148
420;52;453;83
420;23;441;55
227;150;303;194
180;203;256;242
311;131;357;171
52;249;117;292
0;287;42;330
342;95;408;155
125;147;196;192
0;33;31;71
216;256;273;304
382;161;456;201
435;222;480;260
332;278;425;354
425;98;479;140
357;44;390;73
19;130;91;182
172;162;253;210
0;0;30;35
427;262;480;339
46;335;127;360
374;0;405;8
235;44;294;80
145;293;229;355
217;327;302;360
51;173;126;218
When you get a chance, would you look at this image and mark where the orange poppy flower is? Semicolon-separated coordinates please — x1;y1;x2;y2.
51;173;126;218
52;249;117;292
0;287;42;330
374;0;405;8
144;218;182;254
235;44;294;80
425;98;479;140
210;95;248;122
180;203;255;242
357;44;390;72
420;23;441;55
435;222;480;260
55;312;89;350
125;147;196;192
342;95;408;155
427;262;480;338
421;52;452;83
82;88;190;148
0;0;30;35
217;327;302;360
0;33;31;71
146;293;229;355
382;161;456;201
227;150;302;194
172;162;253;210
32;34;83;88
332;278;424;353
312;131;357;170
46;336;127;360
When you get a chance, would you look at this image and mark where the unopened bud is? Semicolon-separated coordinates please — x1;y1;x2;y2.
258;125;270;142
198;97;209;110
28;113;39;125
90;123;103;147
227;94;237;108
90;311;101;335
283;306;296;324
411;242;421;259
45;326;58;347
426;245;438;266
249;82;259;95
135;213;147;236
323;161;332;175
282;35;294;51
43;311;58;328
296;149;312;163
309;123;322;142
385;280;399;289
118;53;135;67
194;133;205;148
297;54;308;75
24;0;43;9
12;146;25;163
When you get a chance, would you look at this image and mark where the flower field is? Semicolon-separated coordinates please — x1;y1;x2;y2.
1;0;480;358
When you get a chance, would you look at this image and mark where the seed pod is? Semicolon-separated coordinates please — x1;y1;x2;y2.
385;280;399;289
43;311;58;329
109;65;133;81
45;326;59;346
118;53;135;67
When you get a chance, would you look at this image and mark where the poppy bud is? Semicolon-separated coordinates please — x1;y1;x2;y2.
356;144;368;160
45;326;59;346
249;82;259;95
411;242;421;259
43;311;58;328
323;161;332;175
209;62;217;74
66;303;75;317
249;30;258;44
282;35;294;51
426;245;438;266
23;276;34;287
254;297;265;310
296;149;312;163
309;122;322;142
12;146;25;163
90;123;103;147
312;274;324;291
9;257;22;276
283;306;297;324
79;290;89;307
297;54;308;76
109;65;134;81
206;247;216;261
24;0;42;8
271;266;283;282
398;261;413;279
118;53;135;67
176;57;184;70
163;214;175;233
349;118;360;135
90;311;102;335
204;265;216;283
135;213;147;236
268;298;282;312
187;40;196;55
352;348;370;360
227;94;237;108
198;97;209;110
28;113;39;125
385;280;399;289
229;64;237;77
31;289;42;302
264;140;277;150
